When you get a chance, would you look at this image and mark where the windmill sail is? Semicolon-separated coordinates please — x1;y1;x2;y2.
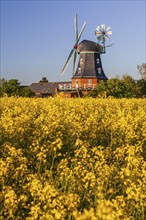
95;24;113;53
61;48;75;75
61;14;86;75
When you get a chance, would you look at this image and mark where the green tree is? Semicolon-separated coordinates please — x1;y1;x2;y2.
0;79;20;97
39;77;48;83
134;79;146;98
121;74;136;97
106;78;128;98
0;78;6;96
19;86;35;97
0;79;36;97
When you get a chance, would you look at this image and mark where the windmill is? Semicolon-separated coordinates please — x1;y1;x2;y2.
61;15;113;90
95;24;114;53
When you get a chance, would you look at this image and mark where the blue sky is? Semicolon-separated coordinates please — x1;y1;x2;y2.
1;0;145;85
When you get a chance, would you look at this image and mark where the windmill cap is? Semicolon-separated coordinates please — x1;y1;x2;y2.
77;40;102;52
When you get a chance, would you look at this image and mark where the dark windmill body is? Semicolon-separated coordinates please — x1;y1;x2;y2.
61;15;113;95
72;40;107;89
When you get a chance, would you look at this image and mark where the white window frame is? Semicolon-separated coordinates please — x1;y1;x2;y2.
98;68;102;74
76;80;78;88
88;79;92;85
78;67;81;72
96;58;100;64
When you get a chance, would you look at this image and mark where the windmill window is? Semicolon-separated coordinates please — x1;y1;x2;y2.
98;68;102;74
96;58;100;64
78;67;81;72
80;58;83;63
88;80;92;85
76;80;79;88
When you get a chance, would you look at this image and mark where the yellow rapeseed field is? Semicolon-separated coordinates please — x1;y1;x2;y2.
0;97;146;219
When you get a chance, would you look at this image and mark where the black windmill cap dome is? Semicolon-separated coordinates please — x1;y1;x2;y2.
77;40;102;52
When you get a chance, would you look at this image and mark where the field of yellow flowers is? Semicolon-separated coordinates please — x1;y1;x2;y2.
0;97;146;220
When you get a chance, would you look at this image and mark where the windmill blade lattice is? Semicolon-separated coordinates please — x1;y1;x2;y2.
75;14;78;42
61;15;86;75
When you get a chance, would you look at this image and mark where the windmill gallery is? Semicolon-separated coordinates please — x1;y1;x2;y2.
30;15;114;98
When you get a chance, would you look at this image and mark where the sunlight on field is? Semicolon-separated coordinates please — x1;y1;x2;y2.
0;97;146;219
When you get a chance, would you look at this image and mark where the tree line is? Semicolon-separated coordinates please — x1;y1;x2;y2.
0;79;35;97
0;63;146;98
0;75;146;98
87;63;146;98
86;75;146;98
